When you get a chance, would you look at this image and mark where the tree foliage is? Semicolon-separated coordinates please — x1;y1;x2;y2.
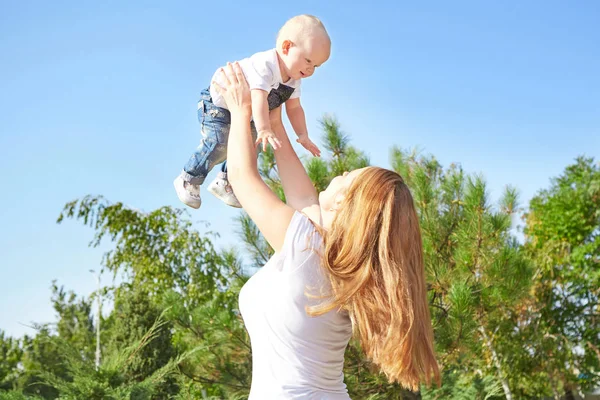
1;117;598;399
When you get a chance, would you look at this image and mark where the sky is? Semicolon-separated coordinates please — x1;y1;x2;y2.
1;0;598;338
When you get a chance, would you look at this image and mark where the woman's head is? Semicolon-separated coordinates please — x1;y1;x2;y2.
312;166;440;390
318;167;366;216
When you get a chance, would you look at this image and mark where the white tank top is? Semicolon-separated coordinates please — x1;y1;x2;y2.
239;212;353;399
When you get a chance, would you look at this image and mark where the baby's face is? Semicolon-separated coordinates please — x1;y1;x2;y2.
283;36;330;80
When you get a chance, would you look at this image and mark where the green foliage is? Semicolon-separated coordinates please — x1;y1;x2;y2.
522;156;600;395
422;367;504;400
163;250;252;399
103;287;179;398
0;332;24;392
57;197;250;397
37;312;193;399
17;327;68;398
391;147;533;398
0;392;43;400
57;200;225;306
2;116;598;399
50;282;95;362
5;284;97;398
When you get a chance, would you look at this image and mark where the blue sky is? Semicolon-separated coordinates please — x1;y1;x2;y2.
1;0;598;338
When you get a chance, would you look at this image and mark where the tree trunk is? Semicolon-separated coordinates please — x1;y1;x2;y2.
564;389;576;400
479;326;513;400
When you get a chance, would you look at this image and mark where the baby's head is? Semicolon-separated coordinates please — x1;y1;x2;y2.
276;15;331;80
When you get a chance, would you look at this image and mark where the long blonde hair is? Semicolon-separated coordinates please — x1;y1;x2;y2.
308;167;440;391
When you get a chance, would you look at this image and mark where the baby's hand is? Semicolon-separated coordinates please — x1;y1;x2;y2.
255;129;282;152
296;134;321;157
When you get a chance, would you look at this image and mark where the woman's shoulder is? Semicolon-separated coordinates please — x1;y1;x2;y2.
298;204;323;230
280;210;323;258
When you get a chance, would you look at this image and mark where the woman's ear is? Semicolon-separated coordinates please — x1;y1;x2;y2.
331;191;346;212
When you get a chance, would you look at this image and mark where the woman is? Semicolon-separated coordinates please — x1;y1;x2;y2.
214;63;440;399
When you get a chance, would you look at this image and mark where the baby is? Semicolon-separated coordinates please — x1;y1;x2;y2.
174;14;331;209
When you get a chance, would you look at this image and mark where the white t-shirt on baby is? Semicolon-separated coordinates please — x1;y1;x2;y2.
210;48;301;111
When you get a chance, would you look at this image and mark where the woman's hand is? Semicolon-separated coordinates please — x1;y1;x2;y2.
212;62;252;118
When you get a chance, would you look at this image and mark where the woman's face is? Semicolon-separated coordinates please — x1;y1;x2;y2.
319;168;368;212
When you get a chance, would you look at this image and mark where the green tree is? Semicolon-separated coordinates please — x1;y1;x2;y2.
163;249;252;399
57;200;225;304
10;114;594;399
523;156;600;398
103;286;179;398
0;332;24;391
390;148;532;399
57;197;251;398
12;284;96;398
37;313;191;400
50;282;95;362
0;391;42;400
2;284;186;399
17;328;65;399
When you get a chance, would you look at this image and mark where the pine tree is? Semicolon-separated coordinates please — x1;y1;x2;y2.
390;148;532;399
37;312;192;399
